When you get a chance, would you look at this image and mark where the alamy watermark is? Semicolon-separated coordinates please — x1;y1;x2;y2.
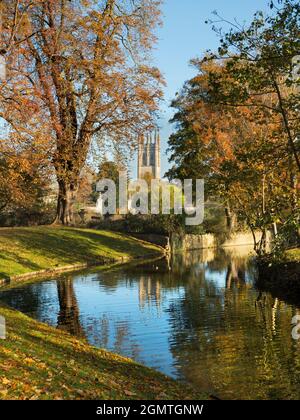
96;173;204;226
0;315;5;339
292;315;300;340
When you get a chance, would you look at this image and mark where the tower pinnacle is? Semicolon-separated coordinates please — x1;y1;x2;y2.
137;131;161;180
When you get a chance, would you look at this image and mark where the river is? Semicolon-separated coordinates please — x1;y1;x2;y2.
1;246;300;400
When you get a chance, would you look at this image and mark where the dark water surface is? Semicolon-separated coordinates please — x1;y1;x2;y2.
1;247;300;400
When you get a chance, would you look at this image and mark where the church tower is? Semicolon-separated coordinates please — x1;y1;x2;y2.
137;131;161;179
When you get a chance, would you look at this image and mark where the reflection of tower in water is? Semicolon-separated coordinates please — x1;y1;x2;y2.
138;276;161;309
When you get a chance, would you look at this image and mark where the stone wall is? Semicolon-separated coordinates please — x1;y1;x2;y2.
171;234;216;251
171;231;273;251
182;234;217;251
222;231;273;248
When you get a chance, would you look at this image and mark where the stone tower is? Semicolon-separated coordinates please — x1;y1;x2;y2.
137;131;161;179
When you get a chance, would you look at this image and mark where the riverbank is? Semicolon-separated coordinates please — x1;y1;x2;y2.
0;305;206;400
0;226;163;284
257;248;300;279
256;248;300;306
0;227;205;400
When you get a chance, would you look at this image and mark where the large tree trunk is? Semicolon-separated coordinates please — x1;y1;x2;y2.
55;178;78;225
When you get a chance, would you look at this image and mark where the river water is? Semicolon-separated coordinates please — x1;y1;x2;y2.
1;246;300;400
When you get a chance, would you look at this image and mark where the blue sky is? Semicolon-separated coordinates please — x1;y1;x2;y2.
136;0;271;178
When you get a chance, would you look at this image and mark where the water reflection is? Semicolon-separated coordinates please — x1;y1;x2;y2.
1;246;300;400
57;278;84;337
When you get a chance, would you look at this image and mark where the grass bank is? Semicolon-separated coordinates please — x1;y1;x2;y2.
0;227;207;400
0;305;205;400
285;248;300;263
256;248;300;306
0;226;163;281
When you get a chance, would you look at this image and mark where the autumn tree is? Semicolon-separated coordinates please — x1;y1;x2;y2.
205;0;300;173
0;0;163;224
167;62;242;233
167;1;299;252
0;143;53;223
97;160;123;184
167;60;296;253
205;0;300;248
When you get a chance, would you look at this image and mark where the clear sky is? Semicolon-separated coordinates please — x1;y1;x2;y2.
135;0;271;178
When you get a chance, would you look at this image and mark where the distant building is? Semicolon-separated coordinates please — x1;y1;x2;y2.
137;131;161;180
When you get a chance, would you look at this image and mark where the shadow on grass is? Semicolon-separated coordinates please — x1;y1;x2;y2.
0;308;186;400
0;227;159;278
0;250;42;279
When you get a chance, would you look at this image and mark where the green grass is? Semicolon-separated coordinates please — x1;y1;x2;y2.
0;226;162;280
0;305;206;400
0;228;205;400
285;248;300;263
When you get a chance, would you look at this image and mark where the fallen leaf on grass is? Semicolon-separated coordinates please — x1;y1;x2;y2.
124;390;136;397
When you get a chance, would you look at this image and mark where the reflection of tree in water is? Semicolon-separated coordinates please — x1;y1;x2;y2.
0;281;57;324
205;249;248;287
51;249;300;400
94;252;218;300
3;247;300;400
225;261;246;288
87;314;141;361
97;251;250;308
256;271;300;308
57;277;85;337
166;254;300;400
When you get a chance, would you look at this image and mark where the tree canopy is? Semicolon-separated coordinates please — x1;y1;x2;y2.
0;0;163;224
167;0;299;253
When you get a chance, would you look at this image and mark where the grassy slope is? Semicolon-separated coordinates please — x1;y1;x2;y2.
0;226;162;279
285;248;300;263
0;305;205;400
0;228;206;400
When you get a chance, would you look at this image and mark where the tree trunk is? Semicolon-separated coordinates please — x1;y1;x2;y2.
55;179;78;225
256;228;267;256
225;204;236;233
